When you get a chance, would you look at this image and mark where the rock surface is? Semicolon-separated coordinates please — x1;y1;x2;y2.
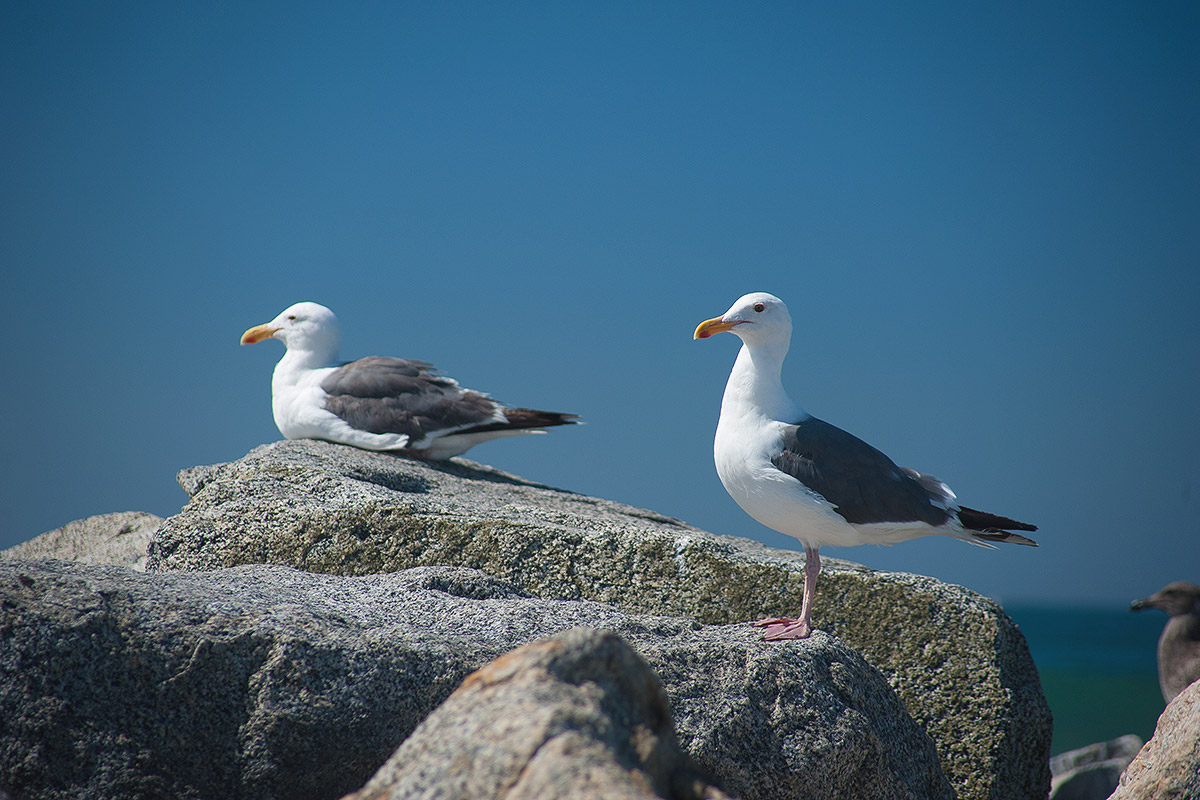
1110;679;1200;799
1;511;161;570
342;627;732;800
147;439;1050;800
1048;735;1142;800
0;559;953;800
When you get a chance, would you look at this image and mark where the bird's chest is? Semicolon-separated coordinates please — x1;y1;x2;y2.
714;415;779;490
714;416;801;509
271;367;334;436
713;412;850;543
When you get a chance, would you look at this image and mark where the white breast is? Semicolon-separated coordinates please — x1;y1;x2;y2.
270;361;413;450
714;407;865;548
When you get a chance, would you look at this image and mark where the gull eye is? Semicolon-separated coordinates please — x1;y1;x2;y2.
753;303;765;313
287;315;297;321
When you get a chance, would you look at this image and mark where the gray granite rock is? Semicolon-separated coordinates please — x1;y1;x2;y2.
1049;735;1142;800
342;627;733;800
0;559;952;800
147;439;1050;800
1109;679;1200;799
2;511;161;569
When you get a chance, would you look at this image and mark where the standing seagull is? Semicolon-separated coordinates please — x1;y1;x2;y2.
1130;581;1200;703
693;292;1037;640
242;302;578;459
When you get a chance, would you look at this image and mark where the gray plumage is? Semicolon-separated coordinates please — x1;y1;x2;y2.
322;357;501;440
772;416;1037;543
320;355;578;448
772;417;954;528
1131;581;1200;703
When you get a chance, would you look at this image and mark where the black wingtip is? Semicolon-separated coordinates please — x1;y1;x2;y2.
504;409;582;429
957;506;1038;546
457;408;580;435
958;505;1037;531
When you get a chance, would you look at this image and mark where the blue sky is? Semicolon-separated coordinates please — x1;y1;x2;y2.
3;2;1197;605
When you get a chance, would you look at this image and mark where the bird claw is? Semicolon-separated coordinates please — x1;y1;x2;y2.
752;617;813;640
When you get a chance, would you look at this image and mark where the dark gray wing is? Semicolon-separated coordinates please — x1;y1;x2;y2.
320;356;498;442
770;416;953;527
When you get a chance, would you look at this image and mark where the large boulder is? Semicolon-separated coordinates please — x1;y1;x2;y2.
342;627;733;800
1;511;161;570
1109;679;1200;799
147;439;1050;800
0;559;951;800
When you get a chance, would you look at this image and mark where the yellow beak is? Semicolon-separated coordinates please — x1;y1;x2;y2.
240;324;280;345
693;316;743;340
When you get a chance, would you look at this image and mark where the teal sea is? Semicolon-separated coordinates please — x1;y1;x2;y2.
1005;605;1167;755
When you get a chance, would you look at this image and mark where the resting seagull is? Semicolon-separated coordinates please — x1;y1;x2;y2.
694;292;1037;641
1131;581;1200;703
242;302;578;459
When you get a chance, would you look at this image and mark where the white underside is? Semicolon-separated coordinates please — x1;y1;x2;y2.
713;346;981;551
415;428;543;459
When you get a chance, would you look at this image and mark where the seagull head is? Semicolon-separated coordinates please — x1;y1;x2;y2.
241;301;342;363
693;292;792;349
1131;581;1200;617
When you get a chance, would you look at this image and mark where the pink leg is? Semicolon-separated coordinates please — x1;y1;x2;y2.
752;545;820;641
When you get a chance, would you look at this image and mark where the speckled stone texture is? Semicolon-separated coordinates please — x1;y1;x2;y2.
2;511;161;570
1110;679;1200;800
145;438;1050;800
341;628;731;800
0;561;950;800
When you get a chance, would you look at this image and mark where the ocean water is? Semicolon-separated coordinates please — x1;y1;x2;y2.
1004;604;1168;755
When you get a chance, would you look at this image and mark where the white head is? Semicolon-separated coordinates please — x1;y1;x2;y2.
693;292;792;354
241;301;342;364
